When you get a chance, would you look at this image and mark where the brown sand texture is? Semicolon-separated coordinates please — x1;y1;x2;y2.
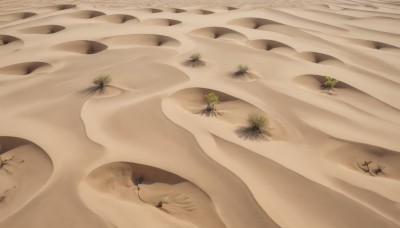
0;0;400;227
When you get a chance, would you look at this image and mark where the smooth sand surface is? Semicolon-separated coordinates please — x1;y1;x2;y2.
0;0;399;227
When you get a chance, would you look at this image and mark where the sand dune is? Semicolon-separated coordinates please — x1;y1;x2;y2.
0;1;399;228
18;24;65;34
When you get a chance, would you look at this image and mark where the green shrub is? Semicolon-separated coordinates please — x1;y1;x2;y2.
93;75;111;91
201;92;219;116
234;64;250;76
247;113;268;133
322;76;338;89
185;53;204;67
236;113;270;141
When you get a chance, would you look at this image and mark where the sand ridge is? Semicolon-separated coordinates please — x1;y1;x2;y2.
0;1;399;228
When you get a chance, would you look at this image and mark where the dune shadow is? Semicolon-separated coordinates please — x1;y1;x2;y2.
197;107;221;117
182;59;206;68
80;86;101;96
235;126;270;141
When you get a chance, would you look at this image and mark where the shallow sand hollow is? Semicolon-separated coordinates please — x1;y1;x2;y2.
0;1;399;228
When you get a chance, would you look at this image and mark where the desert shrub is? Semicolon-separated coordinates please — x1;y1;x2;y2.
234;64;250;76
358;161;386;176
92;75;111;92
201;92;219;116
185;53;204;67
236;113;270;141
322;76;338;89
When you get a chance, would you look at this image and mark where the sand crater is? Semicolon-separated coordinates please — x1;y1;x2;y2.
168;88;288;141
138;8;163;13
102;34;180;47
246;39;297;54
67;10;106;19
97;14;139;24
52;40;108;54
0;62;51;75
228;17;283;29
191;9;214;15
327;142;400;179
19;25;65;34
0;136;53;219
190;27;247;42
348;39;400;51
0;35;23;47
296;52;344;65
142;18;182;26
85;162;226;228
167;8;186;13
293;74;353;93
0;12;36;22
44;4;76;11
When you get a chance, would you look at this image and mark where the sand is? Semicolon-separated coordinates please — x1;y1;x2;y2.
0;0;399;227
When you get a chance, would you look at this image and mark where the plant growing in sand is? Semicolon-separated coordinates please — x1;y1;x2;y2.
358;161;385;176
0;155;13;169
0;186;15;204
234;64;250;77
92;75;111;92
132;176;171;213
156;196;170;213
321;76;338;90
236;113;270;141
372;164;385;176
185;53;204;67
201;92;219;116
358;160;372;174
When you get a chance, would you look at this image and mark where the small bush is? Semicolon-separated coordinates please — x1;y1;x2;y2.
184;53;205;67
200;92;219;116
93;75;111;92
236;113;270;141
234;64;250;76
322;76;338;90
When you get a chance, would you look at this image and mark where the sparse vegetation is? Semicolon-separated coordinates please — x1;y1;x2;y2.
358;160;385;176
0;155;13;169
156;197;170;213
234;64;250;77
92;75;111;92
184;53;204;67
372;164;385;176
133;176;171;213
359;160;372;174
200;92;220;116
236;113;271;141
0;186;15;205
321;76;338;90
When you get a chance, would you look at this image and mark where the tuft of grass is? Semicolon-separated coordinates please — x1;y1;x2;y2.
92;75;111;92
322;76;338;90
236;113;270;141
184;53;204;67
200;92;219;116
234;64;250;76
